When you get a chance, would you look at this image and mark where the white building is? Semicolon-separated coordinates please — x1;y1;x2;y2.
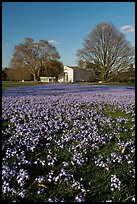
58;65;91;83
40;65;91;83
40;77;56;82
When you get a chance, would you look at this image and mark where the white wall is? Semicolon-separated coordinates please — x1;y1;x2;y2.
64;66;74;82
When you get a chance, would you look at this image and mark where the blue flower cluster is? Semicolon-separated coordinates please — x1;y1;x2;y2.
110;174;121;191
2;84;135;202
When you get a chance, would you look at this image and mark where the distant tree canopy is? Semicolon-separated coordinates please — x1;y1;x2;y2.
110;64;135;82
41;60;64;81
2;68;8;81
10;38;61;81
77;22;135;81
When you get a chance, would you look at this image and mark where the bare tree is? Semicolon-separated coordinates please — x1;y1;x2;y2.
10;38;60;81
77;22;134;81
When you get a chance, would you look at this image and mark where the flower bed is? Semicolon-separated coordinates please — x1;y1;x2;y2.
2;84;135;202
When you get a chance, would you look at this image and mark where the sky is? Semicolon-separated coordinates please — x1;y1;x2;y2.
2;2;135;68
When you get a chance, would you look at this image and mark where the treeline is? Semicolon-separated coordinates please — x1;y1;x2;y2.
2;60;64;81
2;64;135;83
2;67;33;81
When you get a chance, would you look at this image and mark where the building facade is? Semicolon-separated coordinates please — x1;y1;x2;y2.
40;65;91;83
58;65;91;83
40;77;56;82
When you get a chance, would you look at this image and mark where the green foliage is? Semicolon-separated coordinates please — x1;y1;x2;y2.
44;60;64;80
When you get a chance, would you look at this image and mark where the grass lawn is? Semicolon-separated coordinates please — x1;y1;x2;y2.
2;81;135;87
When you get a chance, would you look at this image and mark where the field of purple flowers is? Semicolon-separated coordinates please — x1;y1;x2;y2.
2;84;135;202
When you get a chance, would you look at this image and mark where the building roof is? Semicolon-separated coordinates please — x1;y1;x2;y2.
66;65;81;69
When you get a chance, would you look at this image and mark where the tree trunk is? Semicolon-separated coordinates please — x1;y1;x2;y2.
99;67;105;81
33;73;37;81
